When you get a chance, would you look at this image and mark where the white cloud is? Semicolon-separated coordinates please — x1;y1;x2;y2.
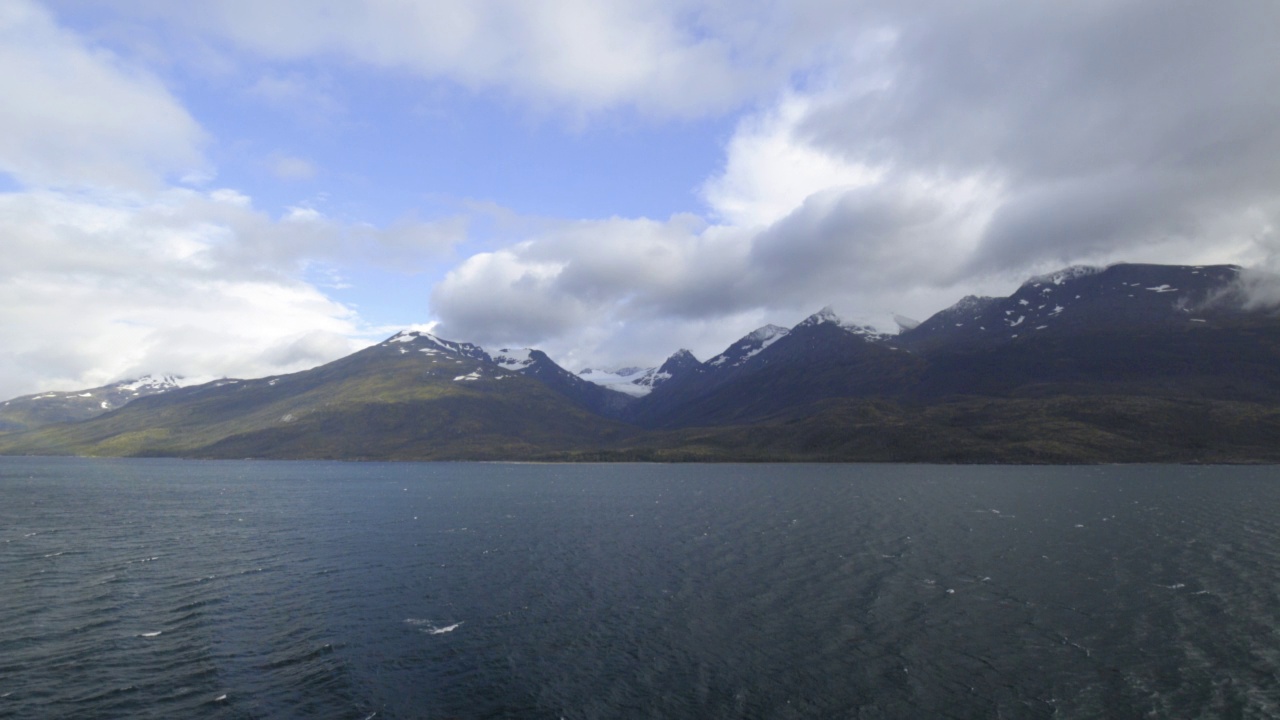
0;189;351;397
0;186;472;399
268;153;318;182
701;93;884;228
247;72;344;120
426;89;1012;366
108;0;845;119
0;0;206;190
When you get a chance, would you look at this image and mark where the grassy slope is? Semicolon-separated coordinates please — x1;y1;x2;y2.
0;349;635;459
558;395;1280;463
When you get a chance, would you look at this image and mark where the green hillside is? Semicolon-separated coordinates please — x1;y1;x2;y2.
0;339;634;460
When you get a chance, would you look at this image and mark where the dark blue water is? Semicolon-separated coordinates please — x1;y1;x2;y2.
1;459;1278;718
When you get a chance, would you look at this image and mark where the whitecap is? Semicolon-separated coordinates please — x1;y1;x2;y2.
426;622;463;635
214;694;228;702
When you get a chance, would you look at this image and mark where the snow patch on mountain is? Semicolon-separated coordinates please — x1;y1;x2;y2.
384;330;490;361
118;374;187;393
578;367;659;397
1025;265;1104;287
489;348;535;371
797;306;891;340
635;369;673;389
579;350;702;396
707;324;789;368
798;306;842;328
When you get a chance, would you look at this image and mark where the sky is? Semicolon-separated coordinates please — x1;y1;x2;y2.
2;0;1279;398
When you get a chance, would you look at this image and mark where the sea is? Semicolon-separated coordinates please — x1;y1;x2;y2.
1;458;1278;719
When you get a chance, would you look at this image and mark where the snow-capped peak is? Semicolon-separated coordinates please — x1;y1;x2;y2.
747;324;789;343
117;374;186;392
799;306;842;327
489;347;536;371
796;307;889;339
1024;265;1104;288
383;330;489;361
658;349;703;375
707;324;790;368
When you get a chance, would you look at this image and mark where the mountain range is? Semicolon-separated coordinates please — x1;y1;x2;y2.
3;262;1279;463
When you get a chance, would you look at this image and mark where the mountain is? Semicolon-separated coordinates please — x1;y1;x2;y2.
4;262;1280;463
0;375;187;433
600;263;1280;462
893;263;1280;402
0;331;634;460
577;350;707;399
617;348;713;425
624;308;922;429
489;347;634;416
897;263;1241;352
705;324;789;369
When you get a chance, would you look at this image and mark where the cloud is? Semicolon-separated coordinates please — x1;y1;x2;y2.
700;93;884;228
425;1;1280;370
432;214;753;330
247;72;344;120
267;153;318;182
430;228;781;368
426;95;1006;365
793;1;1280;273
103;0;853;119
0;0;206;190
0;186;471;399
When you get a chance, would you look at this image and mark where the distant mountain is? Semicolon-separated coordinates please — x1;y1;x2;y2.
0;331;634;459
0;375;187;433
892;263;1280;402
897;263;1241;352
624;308;922;429
490;347;634;416
4;262;1280;463
578;349;711;399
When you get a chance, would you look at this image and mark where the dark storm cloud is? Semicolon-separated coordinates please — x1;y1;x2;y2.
743;183;962;303
798;1;1280;270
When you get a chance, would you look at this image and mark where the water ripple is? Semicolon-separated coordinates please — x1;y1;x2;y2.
1;458;1279;718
